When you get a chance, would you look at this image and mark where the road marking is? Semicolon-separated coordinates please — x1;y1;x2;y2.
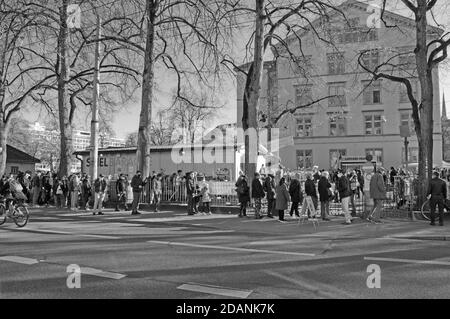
364;257;450;266
0;256;39;265
138;214;235;223
78;234;120;239
148;240;315;257
15;229;72;235
177;283;252;298
376;237;424;242
81;267;126;280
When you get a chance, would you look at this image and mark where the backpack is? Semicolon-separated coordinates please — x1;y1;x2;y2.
56;184;63;195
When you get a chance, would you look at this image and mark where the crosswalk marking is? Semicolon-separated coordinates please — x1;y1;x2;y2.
148;240;316;257
0;256;39;265
81;267;126;280
364;257;450;266
178;283;252;298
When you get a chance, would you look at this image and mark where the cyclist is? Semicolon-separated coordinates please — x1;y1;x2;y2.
0;174;27;215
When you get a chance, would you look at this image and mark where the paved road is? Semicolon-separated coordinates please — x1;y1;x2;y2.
1;206;449;299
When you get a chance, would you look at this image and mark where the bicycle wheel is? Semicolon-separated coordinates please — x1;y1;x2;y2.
0;204;6;225
421;199;431;221
13;204;29;228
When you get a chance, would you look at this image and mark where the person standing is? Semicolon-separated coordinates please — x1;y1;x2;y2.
368;168;387;223
337;169;353;224
92;174;107;215
304;173;318;212
251;173;265;219
288;173;302;218
31;172;42;207
263;174;276;218
69;173;80;211
348;170;358;216
186;172;196;215
130;171;147;215
81;175;91;211
235;174;250;217
427;171;447;226
53;177;66;209
318;171;332;221
152;173;162;212
201;183;212;215
275;177;290;222
115;174;127;212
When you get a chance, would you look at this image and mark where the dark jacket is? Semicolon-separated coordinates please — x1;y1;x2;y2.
186;177;195;195
251;178;265;199
263;176;276;200
81;179;91;195
337;175;352;199
369;172;386;200
235;177;250;203
116;178;126;193
94;179;107;193
275;183;291;210
288;179;303;203
131;175;145;193
304;179;317;198
318;176;332;202
427;177;447;198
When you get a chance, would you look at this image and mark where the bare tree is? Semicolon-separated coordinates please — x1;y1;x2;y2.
357;0;450;203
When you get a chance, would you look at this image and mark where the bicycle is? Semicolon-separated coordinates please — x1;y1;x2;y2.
0;197;30;228
420;198;449;221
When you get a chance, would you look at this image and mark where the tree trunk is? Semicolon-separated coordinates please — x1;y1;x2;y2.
57;0;73;178
0;31;7;176
0;119;7;176
243;0;265;181
414;0;434;204
136;0;156;178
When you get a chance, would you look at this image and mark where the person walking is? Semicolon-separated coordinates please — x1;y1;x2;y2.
337;169;353;224
251;173;265;219
288;173;302;218
368;168;387;223
318;171;332;221
130;171;147;215
263;174;276;218
427;171;447;226
115;174;127;211
275;177;290;222
152;173;162;212
235;174;250;217
92;174;107;215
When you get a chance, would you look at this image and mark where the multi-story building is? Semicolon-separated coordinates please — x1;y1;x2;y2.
236;0;444;171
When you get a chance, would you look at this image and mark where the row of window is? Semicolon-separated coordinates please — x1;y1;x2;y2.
295;111;414;137
296;147;419;170
291;47;415;76
295;79;418;107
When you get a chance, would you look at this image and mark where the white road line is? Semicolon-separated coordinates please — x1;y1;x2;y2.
177;283;252;298
148;240;315;257
81;267;126;280
138;214;235;223
364;257;450;266
78;234;120;239
376;237;424;242
0;256;39;265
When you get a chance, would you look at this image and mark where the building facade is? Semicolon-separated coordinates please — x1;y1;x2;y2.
236;0;443;171
5;145;40;175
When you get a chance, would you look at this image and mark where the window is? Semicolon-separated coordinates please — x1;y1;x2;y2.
364;113;383;135
296;116;313;137
10;166;19;174
362;80;382;104
366;148;383;164
295;85;313;107
361;50;380;70
330;149;346;169
296;150;313;169
402;147;419;163
327;53;345;75
399;79;418;103
329;116;347;136
399;111;415;134
291;55;312;76
328;82;346;106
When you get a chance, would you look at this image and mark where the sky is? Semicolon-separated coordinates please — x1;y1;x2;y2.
21;0;450;139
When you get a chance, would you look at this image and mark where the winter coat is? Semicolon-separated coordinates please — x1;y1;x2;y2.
235;177;250;203
318;176;332;202
275;183;291;210
152;179;162;195
263;176;276;200
251;178;265;199
201;184;211;202
186;177;195;195
337;175;352;199
94;179;107;193
131;175;145;193
288;179;303;203
304;179;317;198
370;173;387;200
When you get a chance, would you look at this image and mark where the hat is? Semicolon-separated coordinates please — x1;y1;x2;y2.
99;174;104;178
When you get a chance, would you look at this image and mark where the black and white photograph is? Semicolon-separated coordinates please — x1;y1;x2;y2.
1;0;450;306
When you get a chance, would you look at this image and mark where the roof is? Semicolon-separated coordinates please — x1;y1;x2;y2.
6;145;41;164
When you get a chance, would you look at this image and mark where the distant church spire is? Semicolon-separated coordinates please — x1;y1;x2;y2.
443;93;448;121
